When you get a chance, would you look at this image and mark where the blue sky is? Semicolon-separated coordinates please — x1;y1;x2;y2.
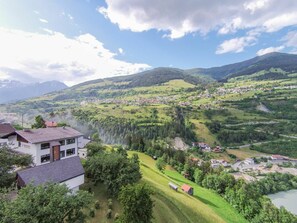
0;0;296;85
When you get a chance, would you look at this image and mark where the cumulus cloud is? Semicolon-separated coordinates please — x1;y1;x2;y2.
216;34;258;54
282;31;297;47
99;0;297;39
256;46;284;56
0;28;150;86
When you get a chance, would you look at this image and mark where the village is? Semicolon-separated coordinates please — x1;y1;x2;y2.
191;141;297;182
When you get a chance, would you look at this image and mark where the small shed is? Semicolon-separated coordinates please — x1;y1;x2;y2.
181;184;193;195
168;182;178;191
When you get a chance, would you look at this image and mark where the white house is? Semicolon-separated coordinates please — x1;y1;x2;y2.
244;158;255;165
17;156;84;192
9;127;85;191
13;127;83;166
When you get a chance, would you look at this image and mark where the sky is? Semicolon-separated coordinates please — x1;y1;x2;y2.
0;0;296;86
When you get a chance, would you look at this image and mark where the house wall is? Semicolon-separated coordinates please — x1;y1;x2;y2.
14;142;38;164
0;138;8;147
8;135;18;147
36;137;79;166
12;136;80;166
78;148;87;159
61;174;84;190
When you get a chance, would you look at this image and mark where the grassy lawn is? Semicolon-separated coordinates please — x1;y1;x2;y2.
81;180;122;223
130;151;247;223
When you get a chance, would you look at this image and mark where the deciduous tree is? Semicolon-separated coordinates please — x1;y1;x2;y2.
118;184;153;223
0;183;92;223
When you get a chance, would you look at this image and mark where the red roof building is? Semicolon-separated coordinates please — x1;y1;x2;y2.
181;184;194;195
45;121;58;128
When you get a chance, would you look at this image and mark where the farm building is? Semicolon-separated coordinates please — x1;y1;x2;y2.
181;184;193;195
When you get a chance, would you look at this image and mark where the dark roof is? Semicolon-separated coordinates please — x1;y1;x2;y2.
16;127;83;143
17;156;84;186
0;123;15;138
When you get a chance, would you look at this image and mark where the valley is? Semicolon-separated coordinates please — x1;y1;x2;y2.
1;52;297;223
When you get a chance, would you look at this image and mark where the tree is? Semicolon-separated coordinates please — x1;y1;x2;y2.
118;184;153;223
91;132;102;143
194;168;204;185
86;142;105;157
155;158;166;172
31;115;46;128
85;152;141;196
0;146;32;188
0;183;92;223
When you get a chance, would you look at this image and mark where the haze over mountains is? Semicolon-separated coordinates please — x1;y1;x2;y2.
1;52;296;104
0;80;67;104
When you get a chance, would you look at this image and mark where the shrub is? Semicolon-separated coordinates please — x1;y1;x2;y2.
106;209;112;219
114;213;120;220
89;209;95;218
108;199;113;209
95;200;100;209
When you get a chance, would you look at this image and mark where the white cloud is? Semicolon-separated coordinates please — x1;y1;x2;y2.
39;18;48;23
218;17;242;35
263;13;297;32
0;28;150;86
216;35;257;54
33;10;40;15
282;31;297;47
244;0;268;14
99;0;297;40
118;48;124;54
256;46;284;56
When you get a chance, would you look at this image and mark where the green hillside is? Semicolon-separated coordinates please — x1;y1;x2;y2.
129;152;247;223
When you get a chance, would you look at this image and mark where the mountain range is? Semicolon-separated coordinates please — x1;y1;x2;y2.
0;80;67;104
74;52;297;89
1;52;296;104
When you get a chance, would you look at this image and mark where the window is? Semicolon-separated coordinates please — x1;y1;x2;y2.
41;154;50;163
66;148;75;156
60;150;65;158
41;143;50;150
59;140;65;146
66;138;75;145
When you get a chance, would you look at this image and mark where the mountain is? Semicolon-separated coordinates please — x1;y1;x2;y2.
187;52;297;81
73;67;210;90
0;80;68;104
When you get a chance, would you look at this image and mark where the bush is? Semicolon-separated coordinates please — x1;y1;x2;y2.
108;199;113;209
89;209;95;218
95;200;100;209
106;209;112;219
114;213;120;220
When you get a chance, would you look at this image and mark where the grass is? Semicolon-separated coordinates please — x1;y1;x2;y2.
130;151;247;223
191;119;217;146
226;147;266;160
81;180;122;223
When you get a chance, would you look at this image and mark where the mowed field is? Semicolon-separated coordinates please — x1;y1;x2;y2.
129;152;247;223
